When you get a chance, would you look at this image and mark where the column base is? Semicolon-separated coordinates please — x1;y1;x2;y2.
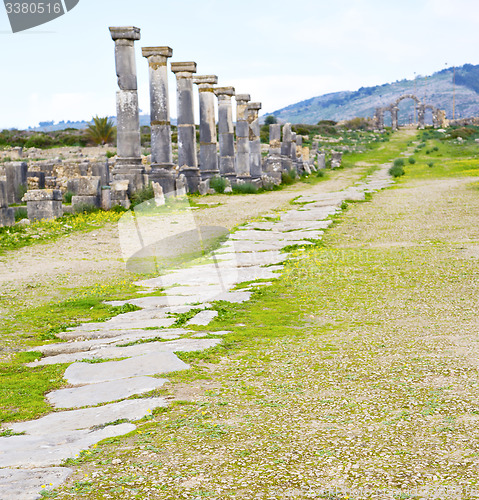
111;159;146;194
179;166;201;194
200;169;221;181
148;164;177;197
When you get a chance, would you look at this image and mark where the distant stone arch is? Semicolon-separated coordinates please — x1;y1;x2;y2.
373;94;447;131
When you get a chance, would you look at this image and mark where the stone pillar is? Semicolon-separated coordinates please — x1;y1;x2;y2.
109;27;144;192
317;152;326;169
263;124;282;184
281;123;293;172
142;46;176;195
247;102;262;179
417;104;425;129
24;189;62;221
5;161;28;204
290;133;298;173
391;106;399;131
193;75;220;180
235;94;251;180
331;152;343;169
171;62;200;193
0;181;14;227
295;135;304;175
215;86;236;181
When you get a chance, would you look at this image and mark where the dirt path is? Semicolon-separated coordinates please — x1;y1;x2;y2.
0;167;365;309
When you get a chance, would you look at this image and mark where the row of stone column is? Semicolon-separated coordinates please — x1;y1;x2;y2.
109;26;276;195
374;104;447;131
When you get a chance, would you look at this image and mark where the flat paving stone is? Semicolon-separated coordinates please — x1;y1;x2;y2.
0;423;136;468
47;376;168;409
65;316;175;334
62;352;187;383
187;310;219;326
10;398;167;435
33;329;186;356
0;467;73;500
33;339;219;367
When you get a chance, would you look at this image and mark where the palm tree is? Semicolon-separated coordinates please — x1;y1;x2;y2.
87;116;114;145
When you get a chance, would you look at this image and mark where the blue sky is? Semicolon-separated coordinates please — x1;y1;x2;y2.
1;0;478;128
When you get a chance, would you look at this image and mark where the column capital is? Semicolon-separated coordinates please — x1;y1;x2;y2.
142;46;173;59
171;62;197;75
193;75;218;86
248;102;262;111
215;86;235;97
235;94;250;103
109;26;141;41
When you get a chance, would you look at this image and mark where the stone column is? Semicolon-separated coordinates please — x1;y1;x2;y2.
194;75;220;180
109;27;144;192
142;46;176;194
317;152;326;169
391;106;399;131
263;124;282;184
247;102;262;179
295;135;304;175
417;104;425;129
171;62;200;193
290;132;298;173
215;86;236;181
235;94;251;180
281;123;293;172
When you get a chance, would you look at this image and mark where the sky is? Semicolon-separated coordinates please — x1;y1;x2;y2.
1;0;479;128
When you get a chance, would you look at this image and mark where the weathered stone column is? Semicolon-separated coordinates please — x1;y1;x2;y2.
142;46;176;195
194;75;220;180
295;135;304;175
281;123;293;172
263;124;282;184
417;104;425;129
317;152;326;169
290;132;298;173
215;86;236;180
109;27;144;192
391;106;399;131
235;94;251;180
247;102;262;179
171;62;200;193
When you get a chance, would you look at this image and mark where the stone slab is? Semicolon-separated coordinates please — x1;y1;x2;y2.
47;377;168;409
34;339;219;367
0;468;72;500
187;310;219;326
10;398;167;436
0;423;136;468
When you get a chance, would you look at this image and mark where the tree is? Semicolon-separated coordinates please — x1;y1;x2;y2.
87;116;114;145
264;115;277;125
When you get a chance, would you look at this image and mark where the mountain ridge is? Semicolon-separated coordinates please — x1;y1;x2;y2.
270;64;479;125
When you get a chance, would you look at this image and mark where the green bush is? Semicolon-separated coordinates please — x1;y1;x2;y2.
316;169;325;177
73;203;98;214
14;208;28;222
210;176;227;194
24;134;55;149
281;171;295;185
393;158;405;167
432;146;439;152
63;191;74;204
389;165;405;178
408;157;416;164
131;184;154;207
425;149;431;154
232;182;258;194
428;162;435;168
106;151;116;159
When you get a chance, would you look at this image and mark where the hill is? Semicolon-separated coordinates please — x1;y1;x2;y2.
270;64;479;125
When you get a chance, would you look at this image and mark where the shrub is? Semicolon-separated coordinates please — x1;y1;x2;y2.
433;146;439;151
232;182;258;194
131;184;154;207
63;191;74;204
264;115;277;125
14;208;28;221
393;158;405;167
425;149;431;154
408;157;416;164
316;169;325;177
106;151;116;159
24;134;55;149
73;203;98;214
281;171;295;185
389;165;405;178
428;162;435;168
210;176;227;194
449;127;476;139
